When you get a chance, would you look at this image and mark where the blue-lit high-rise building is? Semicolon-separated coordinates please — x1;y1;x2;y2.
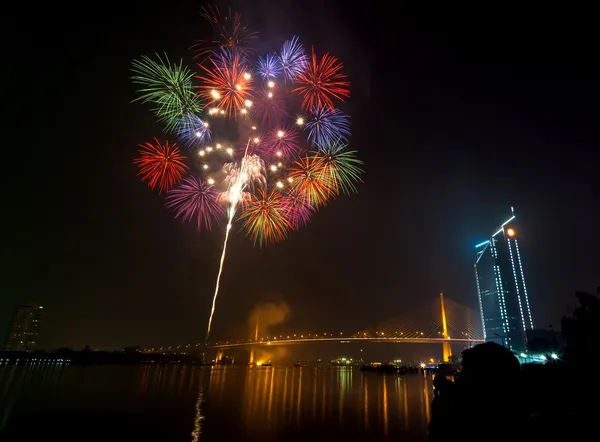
474;208;534;352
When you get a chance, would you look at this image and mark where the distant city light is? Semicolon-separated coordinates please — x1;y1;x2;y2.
507;228;515;237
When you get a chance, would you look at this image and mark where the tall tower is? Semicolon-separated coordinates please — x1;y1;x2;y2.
440;293;452;362
474;208;534;352
3;304;44;351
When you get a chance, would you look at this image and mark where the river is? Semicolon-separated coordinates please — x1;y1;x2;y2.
0;363;433;441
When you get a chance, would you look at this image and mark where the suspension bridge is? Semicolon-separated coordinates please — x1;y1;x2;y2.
210;294;484;363
144;294;484;362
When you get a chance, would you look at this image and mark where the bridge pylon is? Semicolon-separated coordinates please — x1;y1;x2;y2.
440;292;452;362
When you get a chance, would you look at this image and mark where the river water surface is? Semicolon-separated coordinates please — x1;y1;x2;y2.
0;363;433;441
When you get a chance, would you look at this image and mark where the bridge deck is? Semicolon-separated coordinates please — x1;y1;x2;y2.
211;337;484;348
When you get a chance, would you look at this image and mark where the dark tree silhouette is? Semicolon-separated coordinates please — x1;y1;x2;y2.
561;287;600;367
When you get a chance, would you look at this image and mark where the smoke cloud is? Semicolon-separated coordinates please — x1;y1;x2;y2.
248;300;291;339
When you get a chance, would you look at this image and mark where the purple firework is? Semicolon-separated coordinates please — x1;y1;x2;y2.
254;87;290;126
279;36;306;82
285;191;315;230
257;53;282;79
166;176;225;230
266;125;300;158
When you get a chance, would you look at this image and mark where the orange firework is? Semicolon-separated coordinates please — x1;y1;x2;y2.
287;154;337;208
240;189;293;246
134;138;188;194
196;49;253;118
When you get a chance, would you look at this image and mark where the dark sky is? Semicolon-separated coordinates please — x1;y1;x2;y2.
2;1;598;350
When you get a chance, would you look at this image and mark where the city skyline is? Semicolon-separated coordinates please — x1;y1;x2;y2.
2;1;599;350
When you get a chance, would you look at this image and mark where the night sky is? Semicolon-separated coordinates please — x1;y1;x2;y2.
2;1;598;350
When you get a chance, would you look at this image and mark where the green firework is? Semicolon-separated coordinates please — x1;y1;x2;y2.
131;54;202;133
317;141;364;195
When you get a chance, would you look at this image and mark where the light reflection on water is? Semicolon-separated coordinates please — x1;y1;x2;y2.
0;363;433;442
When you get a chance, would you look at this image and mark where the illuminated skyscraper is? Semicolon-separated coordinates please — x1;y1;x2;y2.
474;208;534;352
3;304;43;351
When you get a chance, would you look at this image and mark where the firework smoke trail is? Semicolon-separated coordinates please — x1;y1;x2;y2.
205;138;253;343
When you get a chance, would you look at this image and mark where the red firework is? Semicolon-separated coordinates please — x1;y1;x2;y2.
293;47;350;111
196;50;253;118
134;138;188;194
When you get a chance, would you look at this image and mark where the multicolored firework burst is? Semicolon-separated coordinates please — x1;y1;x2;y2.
240;189;293;246
287;155;336;208
130;4;363;342
294;47;350;111
134;138;189;194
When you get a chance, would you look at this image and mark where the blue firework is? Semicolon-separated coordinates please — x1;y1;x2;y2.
257;53;282;80
305;107;351;147
279;36;306;82
176;114;212;148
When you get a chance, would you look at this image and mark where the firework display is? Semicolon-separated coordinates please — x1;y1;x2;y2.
131;5;363;340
